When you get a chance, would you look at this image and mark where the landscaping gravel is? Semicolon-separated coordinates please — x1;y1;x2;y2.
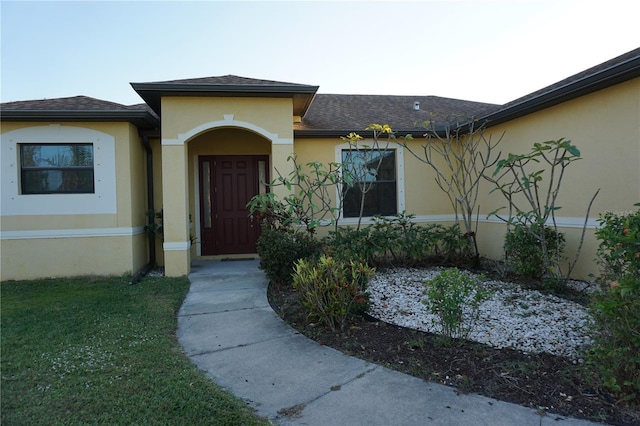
367;268;594;360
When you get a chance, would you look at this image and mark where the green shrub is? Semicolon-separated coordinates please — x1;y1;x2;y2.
422;268;490;342
369;214;411;264
504;223;565;280
401;225;435;264
589;284;640;404
323;227;375;265
435;223;469;262
588;207;640;404
256;228;319;287
369;214;447;265
292;255;374;332
323;215;468;267
595;209;640;285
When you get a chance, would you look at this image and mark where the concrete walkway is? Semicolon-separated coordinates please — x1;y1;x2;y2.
177;259;599;426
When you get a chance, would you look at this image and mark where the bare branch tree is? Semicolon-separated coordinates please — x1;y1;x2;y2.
402;115;503;261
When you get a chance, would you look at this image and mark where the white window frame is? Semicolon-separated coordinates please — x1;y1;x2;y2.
335;140;405;225
1;125;117;215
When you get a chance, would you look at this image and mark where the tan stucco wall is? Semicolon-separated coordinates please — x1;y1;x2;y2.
292;136;459;221
162;96;296;198
480;79;640;217
396;137;461;216
123;124;147;229
0;121;149;280
188;128;272;157
2;234;147;280
474;78;640;279
161;97;294;141
159;96;295;275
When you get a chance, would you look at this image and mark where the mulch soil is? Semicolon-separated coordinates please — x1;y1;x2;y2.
268;283;640;426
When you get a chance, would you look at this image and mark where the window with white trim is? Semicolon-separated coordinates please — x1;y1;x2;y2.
341;148;397;217
20;143;94;194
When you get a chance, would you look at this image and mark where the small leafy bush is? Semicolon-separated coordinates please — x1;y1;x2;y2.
292;255;374;332
246;155;343;235
435;223;469;262
323;227;375;265
504;223;565;280
422;268;491;342
369;213;413;264
323;214;468;267
256;228;319;287
595;208;640;284
369;214;466;265
589;207;640;404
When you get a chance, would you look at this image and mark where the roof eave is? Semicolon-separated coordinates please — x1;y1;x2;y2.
130;82;320;117
294;128;420;139
0;110;160;130
482;54;640;128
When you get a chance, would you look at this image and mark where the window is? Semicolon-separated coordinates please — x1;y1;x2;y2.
20;144;94;194
341;149;397;217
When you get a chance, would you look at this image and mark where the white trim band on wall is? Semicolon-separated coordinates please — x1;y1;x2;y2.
480;215;599;229
0;226;146;240
338;215;456;227
162;138;183;146
163;241;191;251
339;215;599;228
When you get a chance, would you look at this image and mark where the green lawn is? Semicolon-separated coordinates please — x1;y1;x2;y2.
1;275;269;425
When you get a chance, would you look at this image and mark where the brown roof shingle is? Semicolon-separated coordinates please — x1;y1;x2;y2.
296;94;500;134
150;75;316;88
0;95;135;111
0;96;159;129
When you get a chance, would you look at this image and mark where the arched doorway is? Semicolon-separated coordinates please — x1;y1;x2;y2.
188;126;271;257
198;154;268;255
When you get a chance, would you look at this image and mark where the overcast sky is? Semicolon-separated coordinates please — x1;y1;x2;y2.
1;0;638;107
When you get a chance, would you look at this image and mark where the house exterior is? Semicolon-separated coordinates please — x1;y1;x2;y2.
2;48;638;281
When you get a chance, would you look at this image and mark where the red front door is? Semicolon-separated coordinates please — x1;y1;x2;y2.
199;155;267;255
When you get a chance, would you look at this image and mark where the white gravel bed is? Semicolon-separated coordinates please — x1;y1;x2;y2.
367;268;594;360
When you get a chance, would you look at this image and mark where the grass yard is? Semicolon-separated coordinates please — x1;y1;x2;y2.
1;275;269;425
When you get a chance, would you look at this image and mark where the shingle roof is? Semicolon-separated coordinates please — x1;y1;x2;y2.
128;103;159;115
502;48;640;110
482;47;640;127
149;75;316;88
295;94;500;134
0;96;159;129
1;95;135;111
130;75;319;116
297;48;640;136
